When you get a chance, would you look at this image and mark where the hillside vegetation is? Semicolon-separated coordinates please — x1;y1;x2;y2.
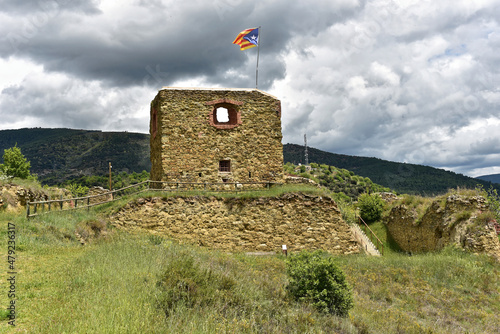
1;128;498;195
285;162;390;199
284;143;499;195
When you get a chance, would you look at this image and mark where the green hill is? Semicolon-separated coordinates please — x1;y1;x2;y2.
283;143;499;195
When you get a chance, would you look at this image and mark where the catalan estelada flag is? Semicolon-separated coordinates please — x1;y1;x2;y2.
233;27;259;50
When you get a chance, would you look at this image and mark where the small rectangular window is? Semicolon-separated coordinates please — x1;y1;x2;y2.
219;160;231;172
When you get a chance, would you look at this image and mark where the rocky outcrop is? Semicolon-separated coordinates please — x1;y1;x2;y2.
386;194;500;260
110;192;359;255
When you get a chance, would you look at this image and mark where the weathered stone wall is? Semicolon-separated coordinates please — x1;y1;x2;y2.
88;186;112;204
386;195;500;260
0;184;69;211
110;193;359;255
150;87;283;184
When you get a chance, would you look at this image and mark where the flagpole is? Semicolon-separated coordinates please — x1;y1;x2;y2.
256;26;261;89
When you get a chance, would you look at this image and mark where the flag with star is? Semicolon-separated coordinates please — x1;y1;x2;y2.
232;27;259;50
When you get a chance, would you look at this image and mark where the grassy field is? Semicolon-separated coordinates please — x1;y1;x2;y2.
0;189;499;333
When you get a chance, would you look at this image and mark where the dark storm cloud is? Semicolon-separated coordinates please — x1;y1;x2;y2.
1;0;500;177
0;0;359;90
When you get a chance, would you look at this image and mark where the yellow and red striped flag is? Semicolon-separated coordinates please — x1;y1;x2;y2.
233;27;259;50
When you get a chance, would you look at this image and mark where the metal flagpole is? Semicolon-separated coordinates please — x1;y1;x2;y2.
256;26;261;89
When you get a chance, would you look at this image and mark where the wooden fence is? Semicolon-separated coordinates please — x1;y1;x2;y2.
26;180;279;218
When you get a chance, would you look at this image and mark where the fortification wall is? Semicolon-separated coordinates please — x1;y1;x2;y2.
150;88;283;184
110;192;359;255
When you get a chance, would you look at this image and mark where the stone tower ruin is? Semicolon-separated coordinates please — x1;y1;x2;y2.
150;87;283;184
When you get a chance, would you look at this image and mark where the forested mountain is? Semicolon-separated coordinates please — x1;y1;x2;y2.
0;128;150;185
0;128;497;195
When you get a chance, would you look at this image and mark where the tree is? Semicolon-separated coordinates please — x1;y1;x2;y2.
0;145;31;179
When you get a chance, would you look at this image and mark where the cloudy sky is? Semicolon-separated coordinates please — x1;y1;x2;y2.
1;0;499;177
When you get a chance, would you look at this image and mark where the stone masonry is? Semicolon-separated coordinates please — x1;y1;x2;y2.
110;192;360;255
150;87;283;184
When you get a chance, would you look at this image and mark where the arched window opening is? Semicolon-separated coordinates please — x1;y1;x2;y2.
210;103;240;128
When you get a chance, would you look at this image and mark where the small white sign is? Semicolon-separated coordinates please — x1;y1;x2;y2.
282;245;287;250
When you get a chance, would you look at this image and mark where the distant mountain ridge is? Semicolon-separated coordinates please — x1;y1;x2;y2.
0;128;498;194
476;173;500;184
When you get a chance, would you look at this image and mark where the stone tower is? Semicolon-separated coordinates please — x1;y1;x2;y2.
150;87;283;184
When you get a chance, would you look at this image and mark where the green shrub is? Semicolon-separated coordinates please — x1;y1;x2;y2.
476;185;500;222
286;251;353;317
358;193;385;223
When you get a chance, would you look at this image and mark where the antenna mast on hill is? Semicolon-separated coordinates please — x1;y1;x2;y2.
304;134;308;166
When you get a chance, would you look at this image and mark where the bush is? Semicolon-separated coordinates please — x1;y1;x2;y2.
286;251;353;317
156;251;237;316
358;193;385;223
66;183;89;197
